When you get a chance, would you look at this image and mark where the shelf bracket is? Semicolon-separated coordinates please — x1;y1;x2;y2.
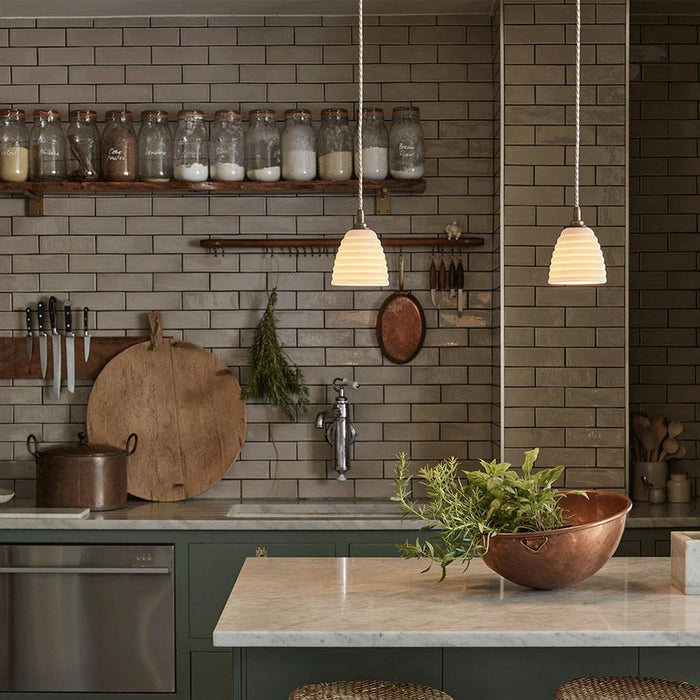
375;186;391;215
25;192;43;217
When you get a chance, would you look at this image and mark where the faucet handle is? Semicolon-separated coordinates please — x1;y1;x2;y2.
332;377;360;392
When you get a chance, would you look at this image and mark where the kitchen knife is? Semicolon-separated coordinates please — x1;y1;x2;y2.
448;259;457;299
48;296;61;399
64;299;75;394
37;301;47;379
438;258;447;305
83;307;91;363
429;259;437;307
24;307;33;360
457;260;465;318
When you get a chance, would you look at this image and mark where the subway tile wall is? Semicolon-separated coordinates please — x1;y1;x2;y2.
0;13;498;499
630;13;700;495
502;0;628;488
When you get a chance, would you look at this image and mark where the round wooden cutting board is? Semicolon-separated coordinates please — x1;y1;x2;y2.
87;338;246;502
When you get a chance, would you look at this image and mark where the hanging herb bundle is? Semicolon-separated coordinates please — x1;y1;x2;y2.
241;289;310;421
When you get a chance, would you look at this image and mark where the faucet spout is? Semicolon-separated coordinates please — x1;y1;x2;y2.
315;380;359;480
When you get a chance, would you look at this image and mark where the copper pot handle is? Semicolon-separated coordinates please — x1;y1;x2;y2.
125;433;138;455
519;536;548;553
26;434;38;456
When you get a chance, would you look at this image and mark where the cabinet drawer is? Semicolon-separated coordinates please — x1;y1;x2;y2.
189;541;335;639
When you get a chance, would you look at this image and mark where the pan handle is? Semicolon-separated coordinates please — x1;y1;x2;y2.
519;536;548;553
398;252;404;291
125;433;139;455
26;434;38;457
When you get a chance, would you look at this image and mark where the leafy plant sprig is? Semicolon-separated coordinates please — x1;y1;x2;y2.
391;448;585;581
241;289;309;421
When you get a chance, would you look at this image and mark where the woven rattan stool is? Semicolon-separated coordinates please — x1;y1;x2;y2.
289;681;454;700
555;676;700;700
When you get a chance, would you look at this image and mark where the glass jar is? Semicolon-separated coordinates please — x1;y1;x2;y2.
209;110;244;182
354;107;388;180
318;108;352;181
66;109;100;181
29;109;65;182
173;110;208;182
245;109;280;182
389;106;424;180
281;109;316;182
138;110;172;183
0;108;29;182
102;110;137;182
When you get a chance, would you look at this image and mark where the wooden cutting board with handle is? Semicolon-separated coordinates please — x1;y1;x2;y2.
87;313;246;502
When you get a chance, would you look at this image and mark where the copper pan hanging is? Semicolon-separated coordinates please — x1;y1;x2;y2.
376;253;426;364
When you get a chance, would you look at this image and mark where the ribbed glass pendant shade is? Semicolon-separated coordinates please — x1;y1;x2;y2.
548;224;607;286
331;226;389;287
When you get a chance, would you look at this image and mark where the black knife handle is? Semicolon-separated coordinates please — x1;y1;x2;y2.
457;261;465;289
48;296;58;333
83;307;89;333
37;301;45;333
25;307;32;334
64;300;72;334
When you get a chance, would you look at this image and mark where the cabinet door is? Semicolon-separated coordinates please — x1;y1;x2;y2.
189;541;336;639
191;651;234;700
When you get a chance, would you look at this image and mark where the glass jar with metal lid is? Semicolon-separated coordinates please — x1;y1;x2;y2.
138;110;172;183
281;109;316;182
318;107;352;181
245;109;280;182
173;109;208;182
209;110;244;182
66;109;100;181
29;109;65;182
354;107;388;180
389;106;424;180
0;108;29;182
102;110;137;182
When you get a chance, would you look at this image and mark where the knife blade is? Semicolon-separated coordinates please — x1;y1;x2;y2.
457;260;465;318
438;258;447;305
48;296;61;399
448;259;457;299
83;307;91;363
64;299;75;394
429;259;437;308
37;301;47;379
25;307;33;360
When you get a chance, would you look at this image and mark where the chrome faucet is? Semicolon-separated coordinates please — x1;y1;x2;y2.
315;378;359;481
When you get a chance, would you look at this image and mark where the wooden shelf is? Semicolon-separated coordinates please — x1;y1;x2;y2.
0;178;426;216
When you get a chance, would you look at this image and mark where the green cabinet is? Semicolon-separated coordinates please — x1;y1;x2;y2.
191;652;234;700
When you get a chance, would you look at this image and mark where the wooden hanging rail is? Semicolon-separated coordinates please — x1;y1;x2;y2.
199;236;485;251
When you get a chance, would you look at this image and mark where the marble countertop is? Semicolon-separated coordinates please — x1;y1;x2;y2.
213;556;700;648
0;498;697;530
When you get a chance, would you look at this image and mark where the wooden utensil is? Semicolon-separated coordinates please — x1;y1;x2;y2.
87;312;247;502
667;420;683;440
640;427;660;462
659;437;679;462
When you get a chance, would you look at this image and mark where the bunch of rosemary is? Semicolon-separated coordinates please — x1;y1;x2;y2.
241;290;310;421
392;448;581;580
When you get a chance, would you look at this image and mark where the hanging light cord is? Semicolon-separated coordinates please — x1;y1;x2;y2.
357;0;365;225
574;0;581;216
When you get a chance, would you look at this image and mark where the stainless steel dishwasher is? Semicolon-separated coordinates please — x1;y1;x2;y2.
0;543;175;692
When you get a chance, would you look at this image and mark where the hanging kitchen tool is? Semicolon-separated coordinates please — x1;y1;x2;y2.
456;259;465;317
438;255;447;306
86;311;246;502
376;253;426;364
429;255;438;308
448;256;457;300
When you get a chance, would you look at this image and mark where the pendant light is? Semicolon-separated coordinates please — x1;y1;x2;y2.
331;0;389;287
548;0;606;286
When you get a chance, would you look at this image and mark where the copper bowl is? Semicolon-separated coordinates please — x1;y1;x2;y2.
481;491;632;590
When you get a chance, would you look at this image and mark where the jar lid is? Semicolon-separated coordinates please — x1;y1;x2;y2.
249;109;276;118
141;109;168;120
392;105;420;116
670;473;688;480
284;108;311;118
33;108;60;119
321;108;348;118
28;432;138;459
0;108;25;119
362;107;384;116
215;109;241;119
105;110;133;121
177;109;206;120
69;109;97;120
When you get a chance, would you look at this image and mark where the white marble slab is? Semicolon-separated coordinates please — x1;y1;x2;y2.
0;507;89;519
672;531;700;595
213;557;700;648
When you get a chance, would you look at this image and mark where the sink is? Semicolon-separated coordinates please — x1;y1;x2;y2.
226;500;403;518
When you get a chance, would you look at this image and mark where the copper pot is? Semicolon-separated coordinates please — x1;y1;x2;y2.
27;431;137;511
482;491;632;590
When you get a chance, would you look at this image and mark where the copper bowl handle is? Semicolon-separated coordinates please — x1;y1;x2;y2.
26;434;38;457
125;433;138;456
519;536;549;553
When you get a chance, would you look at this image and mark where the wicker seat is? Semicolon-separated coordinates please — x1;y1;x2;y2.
289;681;454;700
555;676;700;700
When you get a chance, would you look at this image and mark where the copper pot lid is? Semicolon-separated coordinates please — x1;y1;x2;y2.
27;432;138;458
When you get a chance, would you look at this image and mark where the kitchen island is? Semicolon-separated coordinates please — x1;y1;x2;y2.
213;557;700;700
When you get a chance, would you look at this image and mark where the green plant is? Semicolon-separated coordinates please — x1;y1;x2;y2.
392;448;582;580
241;289;310;421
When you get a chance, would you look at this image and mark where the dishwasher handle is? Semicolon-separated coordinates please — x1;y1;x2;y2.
0;566;171;575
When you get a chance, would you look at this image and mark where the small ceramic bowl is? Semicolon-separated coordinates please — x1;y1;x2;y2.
0;488;15;504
